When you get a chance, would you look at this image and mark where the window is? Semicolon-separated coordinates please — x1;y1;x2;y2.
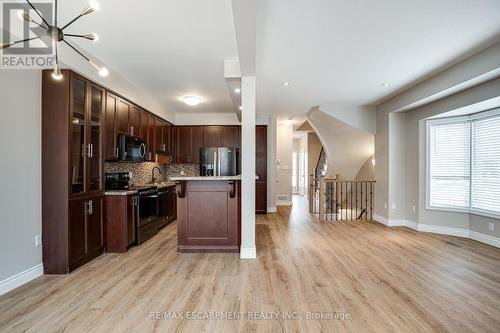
427;110;500;218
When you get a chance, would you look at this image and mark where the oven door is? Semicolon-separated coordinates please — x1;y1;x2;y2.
137;190;158;227
118;134;146;162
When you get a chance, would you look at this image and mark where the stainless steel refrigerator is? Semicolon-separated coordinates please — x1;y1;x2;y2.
199;147;239;176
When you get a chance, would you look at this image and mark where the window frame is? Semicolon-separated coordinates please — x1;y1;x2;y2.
425;109;500;219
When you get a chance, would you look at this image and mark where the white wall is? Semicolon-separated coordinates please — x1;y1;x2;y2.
319;104;376;134
276;123;293;205
375;76;500;241
308;108;374;180
0;71;43;283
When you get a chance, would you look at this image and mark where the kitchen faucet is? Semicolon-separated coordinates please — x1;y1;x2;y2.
152;166;162;183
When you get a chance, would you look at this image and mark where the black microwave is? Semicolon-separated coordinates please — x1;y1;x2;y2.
118;134;146;161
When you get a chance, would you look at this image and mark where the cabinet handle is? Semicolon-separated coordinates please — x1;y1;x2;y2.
116;147;119;158
86;200;93;215
82;144;86;158
133;196;137;206
130;126;134;135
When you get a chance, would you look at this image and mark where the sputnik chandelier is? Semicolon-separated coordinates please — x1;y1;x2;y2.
1;0;107;80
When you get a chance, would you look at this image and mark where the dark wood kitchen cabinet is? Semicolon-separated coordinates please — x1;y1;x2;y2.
116;99;130;134
129;105;141;137
203;126;240;148
106;194;137;253
104;93;119;160
174;126;204;163
146;113;156;161
69;196;104;270
42;69;105;274
255;125;267;213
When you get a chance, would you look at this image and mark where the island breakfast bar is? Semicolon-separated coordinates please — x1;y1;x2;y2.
170;176;242;253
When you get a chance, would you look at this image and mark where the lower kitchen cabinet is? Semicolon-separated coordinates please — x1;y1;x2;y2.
68;196;105;271
158;186;177;229
105;194;137;253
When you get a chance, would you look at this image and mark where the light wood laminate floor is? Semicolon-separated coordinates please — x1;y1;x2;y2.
1;196;499;332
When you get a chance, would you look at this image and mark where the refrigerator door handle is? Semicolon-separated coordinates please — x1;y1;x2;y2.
217;150;222;176
213;151;217;176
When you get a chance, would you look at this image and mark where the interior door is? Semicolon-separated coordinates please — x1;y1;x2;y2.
69;75;87;196
88;84;104;194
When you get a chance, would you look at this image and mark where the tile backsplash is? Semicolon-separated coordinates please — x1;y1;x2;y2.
105;162;199;185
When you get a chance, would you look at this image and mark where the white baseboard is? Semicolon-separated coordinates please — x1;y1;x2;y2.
373;217;499;248
469;231;500;248
240;247;257;259
276;200;292;206
0;263;43;296
267;206;277;213
417;223;469;238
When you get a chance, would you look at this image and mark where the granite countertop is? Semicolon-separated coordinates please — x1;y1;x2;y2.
169;175;258;181
105;190;138;196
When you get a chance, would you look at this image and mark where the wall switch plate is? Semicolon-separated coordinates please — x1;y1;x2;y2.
412;205;416;213
35;234;42;246
489;223;495;231
391;203;396;210
384;203;388;209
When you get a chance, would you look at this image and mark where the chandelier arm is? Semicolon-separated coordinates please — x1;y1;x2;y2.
61;14;83;31
64;34;86;39
25;0;51;28
1;36;40;48
63;39;90;61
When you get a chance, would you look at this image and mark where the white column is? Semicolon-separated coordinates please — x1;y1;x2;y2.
240;76;256;259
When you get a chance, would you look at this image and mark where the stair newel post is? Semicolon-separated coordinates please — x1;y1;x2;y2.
319;176;325;221
309;174;314;213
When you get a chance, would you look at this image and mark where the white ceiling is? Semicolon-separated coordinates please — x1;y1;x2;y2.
55;0;500;119
256;0;500;118
57;0;239;114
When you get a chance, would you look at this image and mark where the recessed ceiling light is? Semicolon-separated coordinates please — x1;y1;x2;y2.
182;95;202;106
282;82;290;86
381;83;390;87
239;106;242;110
234;88;241;94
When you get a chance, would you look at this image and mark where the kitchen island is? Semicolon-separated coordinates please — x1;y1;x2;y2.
170;176;241;253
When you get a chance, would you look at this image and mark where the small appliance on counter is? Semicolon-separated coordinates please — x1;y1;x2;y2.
199;147;239;176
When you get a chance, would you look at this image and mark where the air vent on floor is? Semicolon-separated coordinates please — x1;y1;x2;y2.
277;195;289;202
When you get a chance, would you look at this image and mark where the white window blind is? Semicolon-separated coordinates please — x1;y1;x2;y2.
429;121;470;208
471;115;500;214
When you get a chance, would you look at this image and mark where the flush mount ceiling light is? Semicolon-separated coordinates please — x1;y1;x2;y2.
1;0;107;80
182;95;202;106
282;81;290;86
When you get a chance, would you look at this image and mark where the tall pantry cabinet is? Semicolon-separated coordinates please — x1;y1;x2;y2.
42;70;105;274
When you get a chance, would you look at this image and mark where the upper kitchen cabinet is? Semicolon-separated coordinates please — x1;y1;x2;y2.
129;105;141;137
155;117;163;152
146;112;156;161
204;126;224;147
105;93;119;160
42;69;105;274
203;126;240;148
139;108;149;140
69;74;105;197
174;126;203;163
116;98;130;134
223;126;240;148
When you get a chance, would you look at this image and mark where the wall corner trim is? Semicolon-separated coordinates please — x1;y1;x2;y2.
240;247;257;259
0;263;43;296
373;218;500;248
